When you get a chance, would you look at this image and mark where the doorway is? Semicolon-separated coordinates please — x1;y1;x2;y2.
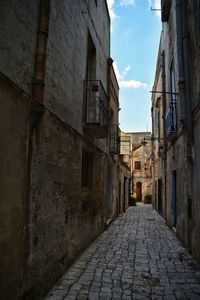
172;170;177;227
123;177;127;211
158;179;162;213
136;182;142;201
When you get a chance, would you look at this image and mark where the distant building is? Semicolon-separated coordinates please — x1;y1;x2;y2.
131;132;152;203
151;34;166;213
152;0;200;262
107;59;131;219
120;131;152;203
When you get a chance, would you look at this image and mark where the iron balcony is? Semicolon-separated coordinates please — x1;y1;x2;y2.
110;125;120;154
165;100;177;142
84;80;108;138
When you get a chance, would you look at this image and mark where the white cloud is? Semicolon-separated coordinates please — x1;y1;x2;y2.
148;0;161;17
113;61;148;89
120;80;148;89
122;65;131;78
107;0;117;20
120;0;136;6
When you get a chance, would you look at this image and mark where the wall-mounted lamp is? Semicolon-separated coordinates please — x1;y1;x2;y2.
150;90;178;96
142;136;163;143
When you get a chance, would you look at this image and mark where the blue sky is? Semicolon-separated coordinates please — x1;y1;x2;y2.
107;0;162;132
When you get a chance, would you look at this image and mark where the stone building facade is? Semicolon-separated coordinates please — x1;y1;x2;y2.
0;1;122;299
131;132;152;203
151;34;166;214
107;62;131;217
152;0;200;262
120;131;152;203
106;78;132;217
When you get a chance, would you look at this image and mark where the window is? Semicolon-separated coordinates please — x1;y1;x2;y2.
82;149;93;188
170;62;176;102
169;61;177;130
165;61;177;137
135;161;141;170
157;109;161;139
86;32;96;81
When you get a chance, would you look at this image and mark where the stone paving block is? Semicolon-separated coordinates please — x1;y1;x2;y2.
99;292;112;299
112;293;122;299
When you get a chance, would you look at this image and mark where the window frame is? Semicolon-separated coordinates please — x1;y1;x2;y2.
135;161;141;170
82;149;94;189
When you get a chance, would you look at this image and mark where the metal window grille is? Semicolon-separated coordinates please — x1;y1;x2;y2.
85;80;107;127
110;125;120;154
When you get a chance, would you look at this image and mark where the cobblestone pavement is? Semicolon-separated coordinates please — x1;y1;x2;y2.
44;205;200;300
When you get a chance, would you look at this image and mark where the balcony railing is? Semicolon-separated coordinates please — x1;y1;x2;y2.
161;0;171;22
110;125;120;154
84;80;108;138
165;101;177;141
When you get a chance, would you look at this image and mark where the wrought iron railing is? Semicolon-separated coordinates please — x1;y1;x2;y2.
85;80;107;127
165;100;177;138
110;125;120;154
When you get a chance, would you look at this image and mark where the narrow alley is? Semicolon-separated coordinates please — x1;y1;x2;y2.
1;2;200;299
44;205;200;300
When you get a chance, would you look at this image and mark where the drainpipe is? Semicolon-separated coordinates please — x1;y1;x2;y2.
33;0;50;103
151;104;155;209
107;58;113;129
161;49;167;219
23;0;50;296
175;0;193;160
181;0;193;162
175;0;186;124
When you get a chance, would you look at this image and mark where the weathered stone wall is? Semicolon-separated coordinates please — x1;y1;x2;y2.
0;2;39;298
44;0;110;134
0;77;30;299
193;107;200;261
25;110;107;298
0;0;111;299
0;0;39;94
159;0;200;262
187;0;200;261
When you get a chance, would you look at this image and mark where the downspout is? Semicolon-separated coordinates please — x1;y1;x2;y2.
175;0;186;123
33;0;50;103
23;0;50;296
161;49;167;219
107;58;113;130
181;0;193;162
175;0;193;158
